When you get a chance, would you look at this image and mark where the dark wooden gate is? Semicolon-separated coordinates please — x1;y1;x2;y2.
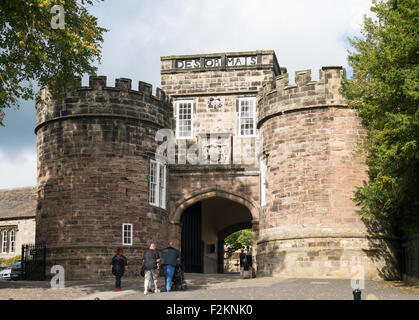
21;243;46;281
181;202;203;273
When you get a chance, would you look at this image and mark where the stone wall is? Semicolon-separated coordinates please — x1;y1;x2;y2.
0;218;35;259
161;51;281;168
0;187;36;259
166;166;260;249
256;67;394;279
35;76;171;279
32;51;397;280
160;52;280;266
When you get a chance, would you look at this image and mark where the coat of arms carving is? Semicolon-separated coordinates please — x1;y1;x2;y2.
208;97;223;111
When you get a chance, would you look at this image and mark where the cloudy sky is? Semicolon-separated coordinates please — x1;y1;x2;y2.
0;0;373;189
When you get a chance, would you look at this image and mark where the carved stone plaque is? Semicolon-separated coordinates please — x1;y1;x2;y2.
208;97;223;111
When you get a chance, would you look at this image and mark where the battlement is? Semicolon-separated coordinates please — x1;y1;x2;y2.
257;66;347;126
35;76;171;133
63;75;170;103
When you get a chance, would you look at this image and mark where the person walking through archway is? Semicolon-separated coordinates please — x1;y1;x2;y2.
239;247;248;278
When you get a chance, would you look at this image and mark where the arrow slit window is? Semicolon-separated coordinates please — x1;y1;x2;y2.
260;156;267;207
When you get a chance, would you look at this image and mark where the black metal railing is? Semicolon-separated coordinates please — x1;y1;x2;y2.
21;243;46;281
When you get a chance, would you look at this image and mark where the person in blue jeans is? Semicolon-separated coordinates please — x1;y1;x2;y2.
161;242;180;292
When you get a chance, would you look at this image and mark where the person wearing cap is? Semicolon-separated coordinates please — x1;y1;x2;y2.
111;248;128;291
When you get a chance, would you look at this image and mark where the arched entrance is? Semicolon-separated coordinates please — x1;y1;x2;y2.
175;189;258;274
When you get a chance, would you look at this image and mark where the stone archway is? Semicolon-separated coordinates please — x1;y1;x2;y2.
217;221;253;273
171;187;259;224
171;188;259;274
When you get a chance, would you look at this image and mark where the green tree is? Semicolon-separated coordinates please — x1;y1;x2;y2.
341;0;419;240
224;229;252;251
0;0;107;126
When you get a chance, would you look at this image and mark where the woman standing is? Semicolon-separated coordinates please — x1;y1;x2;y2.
111;248;128;291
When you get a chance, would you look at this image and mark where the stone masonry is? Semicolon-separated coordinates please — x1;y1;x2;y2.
0;187;36;259
34;50;394;280
35;77;170;279
256;67;393;279
160;51;280;252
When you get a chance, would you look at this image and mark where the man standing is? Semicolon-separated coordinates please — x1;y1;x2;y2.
142;243;161;294
239;247;247;278
161;242;180;292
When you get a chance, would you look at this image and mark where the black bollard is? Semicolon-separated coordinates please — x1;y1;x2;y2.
94;297;100;300
353;289;362;300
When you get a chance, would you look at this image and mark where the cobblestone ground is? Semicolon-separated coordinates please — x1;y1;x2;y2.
1;274;419;300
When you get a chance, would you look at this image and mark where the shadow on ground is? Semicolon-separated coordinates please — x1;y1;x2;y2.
0;272;246;298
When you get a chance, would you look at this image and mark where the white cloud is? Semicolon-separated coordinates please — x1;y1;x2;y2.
0;0;375;188
91;0;374;85
0;148;36;189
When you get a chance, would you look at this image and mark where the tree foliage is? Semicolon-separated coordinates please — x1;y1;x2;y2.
0;255;21;267
224;229;252;251
0;0;107;126
341;0;419;237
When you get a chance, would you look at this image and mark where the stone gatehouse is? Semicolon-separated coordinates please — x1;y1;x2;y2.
34;50;393;280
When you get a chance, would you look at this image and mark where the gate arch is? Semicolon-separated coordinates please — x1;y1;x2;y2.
171;187;259;225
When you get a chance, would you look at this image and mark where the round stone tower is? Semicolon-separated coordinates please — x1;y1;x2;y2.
35;76;170;279
256;67;388;279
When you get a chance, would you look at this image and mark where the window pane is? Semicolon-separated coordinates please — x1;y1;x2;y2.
159;165;166;208
177;102;193;138
2;231;7;253
9;230;15;253
123;224;132;245
238;98;255;136
149;161;158;205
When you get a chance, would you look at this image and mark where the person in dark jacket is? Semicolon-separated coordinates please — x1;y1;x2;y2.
111;248;127;291
239;248;247;278
142;243;161;294
161;242;180;292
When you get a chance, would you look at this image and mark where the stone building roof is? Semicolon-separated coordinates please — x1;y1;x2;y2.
0;187;37;219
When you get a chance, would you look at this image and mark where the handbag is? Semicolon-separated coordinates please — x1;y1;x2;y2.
140;264;145;277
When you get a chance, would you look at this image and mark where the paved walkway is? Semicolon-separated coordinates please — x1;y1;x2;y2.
1;273;418;300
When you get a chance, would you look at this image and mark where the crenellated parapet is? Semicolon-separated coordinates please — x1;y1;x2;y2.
35;75;172;279
35;76;171;133
257;66;346;127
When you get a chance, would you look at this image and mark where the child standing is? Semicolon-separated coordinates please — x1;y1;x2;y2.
111;248;127;291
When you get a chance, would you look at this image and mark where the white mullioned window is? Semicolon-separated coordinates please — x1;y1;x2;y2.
1;230;8;253
122;223;133;246
238;97;256;137
149;160;158;206
159;164;166;209
9;230;15;253
260;156;267;207
176;100;194;139
149;160;167;209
